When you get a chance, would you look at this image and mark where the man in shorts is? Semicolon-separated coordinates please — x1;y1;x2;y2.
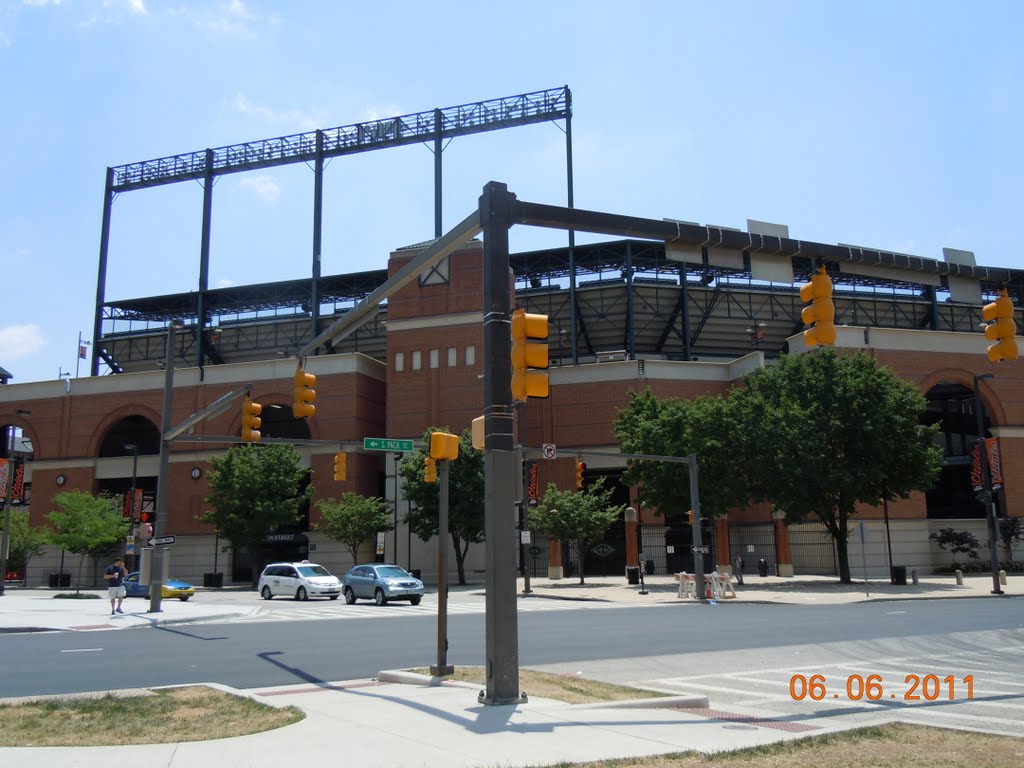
105;557;128;615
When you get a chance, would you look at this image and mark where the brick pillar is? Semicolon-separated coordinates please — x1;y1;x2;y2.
773;517;794;576
715;518;731;572
548;539;563;579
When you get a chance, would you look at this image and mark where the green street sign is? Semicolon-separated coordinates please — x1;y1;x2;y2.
363;437;415;452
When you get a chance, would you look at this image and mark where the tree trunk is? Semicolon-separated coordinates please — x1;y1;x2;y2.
835;533;852;583
452;532;467;585
576;540;586;585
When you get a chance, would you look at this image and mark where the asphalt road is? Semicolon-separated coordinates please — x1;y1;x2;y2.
2;598;1022;699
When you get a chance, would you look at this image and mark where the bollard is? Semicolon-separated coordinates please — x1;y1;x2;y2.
955;569;963;585
999;569;1007;586
911;569;919;586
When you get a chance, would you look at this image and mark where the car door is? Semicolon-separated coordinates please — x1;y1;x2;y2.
353;566;373;598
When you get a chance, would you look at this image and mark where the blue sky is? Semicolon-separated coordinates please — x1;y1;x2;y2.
1;0;1021;384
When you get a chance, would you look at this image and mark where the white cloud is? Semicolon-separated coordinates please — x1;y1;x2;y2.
171;0;278;37
237;174;280;202
233;92;323;132
0;324;47;361
216;278;237;288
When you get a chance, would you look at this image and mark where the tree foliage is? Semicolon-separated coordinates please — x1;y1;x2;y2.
529;481;623;585
202;444;311;578
732;350;942;582
315;492;393;564
2;509;47;579
613;350;942;584
46;490;128;589
399;427;484;585
614;390;747;521
929;527;982;565
998;517;1023;562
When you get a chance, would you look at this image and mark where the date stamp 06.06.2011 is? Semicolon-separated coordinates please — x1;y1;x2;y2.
789;674;974;702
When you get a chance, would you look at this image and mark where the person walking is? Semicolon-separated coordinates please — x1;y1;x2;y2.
733;554;745;586
105;557;128;615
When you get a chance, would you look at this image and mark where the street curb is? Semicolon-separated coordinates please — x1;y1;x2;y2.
575;694;710;710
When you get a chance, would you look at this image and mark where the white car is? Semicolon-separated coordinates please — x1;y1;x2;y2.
258;561;342;601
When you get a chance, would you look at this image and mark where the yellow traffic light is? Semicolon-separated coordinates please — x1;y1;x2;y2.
983;289;1019;363
333;452;347;481
430;431;460;461
241;396;262;443
799;266;836;347
293;366;317;418
686;510;694;526
424;456;437;483
511;308;550;401
575;460;586;490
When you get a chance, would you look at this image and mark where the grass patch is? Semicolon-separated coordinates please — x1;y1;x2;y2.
409;666;664;705
0;686;303;746
526;722;1023;768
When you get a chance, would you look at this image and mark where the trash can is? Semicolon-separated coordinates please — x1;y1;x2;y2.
758;558;769;577
626;566;640;585
49;573;71;588
890;566;907;586
645;560;655;576
203;572;224;588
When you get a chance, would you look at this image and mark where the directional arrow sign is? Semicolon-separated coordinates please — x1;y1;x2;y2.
363;438;414;452
691;545;709;554
149;535;176;547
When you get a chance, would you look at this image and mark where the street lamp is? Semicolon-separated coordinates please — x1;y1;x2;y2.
972;373;1004;595
125;444;139;570
1;408;31;597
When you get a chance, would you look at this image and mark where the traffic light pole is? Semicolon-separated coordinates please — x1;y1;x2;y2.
972;374;1004;596
431;459;453;676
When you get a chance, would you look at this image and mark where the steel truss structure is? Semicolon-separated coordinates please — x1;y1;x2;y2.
93;87;573;375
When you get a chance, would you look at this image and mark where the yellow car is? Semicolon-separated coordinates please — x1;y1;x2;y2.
123;572;195;601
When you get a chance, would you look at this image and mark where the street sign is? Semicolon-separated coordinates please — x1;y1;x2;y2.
149;535;176;546
691;545;709;554
363;437;414;452
541;443;557;459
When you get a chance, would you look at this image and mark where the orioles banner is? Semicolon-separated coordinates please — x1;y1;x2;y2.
971;438;1003;492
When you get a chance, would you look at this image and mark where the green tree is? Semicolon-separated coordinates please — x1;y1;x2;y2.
202;444;311;583
46;490;128;590
399;428;484;585
929;527;982;567
997;517;1023;562
529;481;623;585
614;390;748;522
315;492;393;564
1;510;47;583
732;350;942;583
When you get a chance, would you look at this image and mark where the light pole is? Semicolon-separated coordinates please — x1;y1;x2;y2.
149;320;182;613
1;408;31;596
125;444;139;571
393;452;403;564
972;374;1004;595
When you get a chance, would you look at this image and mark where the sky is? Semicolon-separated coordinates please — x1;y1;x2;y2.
1;0;1022;385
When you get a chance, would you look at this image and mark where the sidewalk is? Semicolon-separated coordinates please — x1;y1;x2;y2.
0;574;1017;768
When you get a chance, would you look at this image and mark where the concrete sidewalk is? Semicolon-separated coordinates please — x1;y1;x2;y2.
0;574;1018;768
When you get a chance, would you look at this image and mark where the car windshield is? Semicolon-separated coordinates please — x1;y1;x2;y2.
297;565;332;577
377;566;409;578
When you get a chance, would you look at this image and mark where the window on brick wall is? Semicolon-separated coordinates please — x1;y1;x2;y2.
412;350;422;370
447;347;457;367
394;352;405;372
465;345;476;366
430;349;439;369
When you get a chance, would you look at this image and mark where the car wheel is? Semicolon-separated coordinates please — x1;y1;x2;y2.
374;588;387;606
410;595;422;606
296;586;308;601
329;595;339;600
179;596;190;602
343;587;356;604
261;585;273;600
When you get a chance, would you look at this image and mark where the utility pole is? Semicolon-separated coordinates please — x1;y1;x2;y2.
0;408;31;597
149;321;182;613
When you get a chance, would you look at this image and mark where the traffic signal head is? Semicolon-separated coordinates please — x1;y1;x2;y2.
293;366;317;418
471;415;485;450
575;460;586;490
241;396;262;442
799;266;836;347
430;431;460;461
983;289;1019;363
511;309;550;401
424;456;437;483
333;452;347;481
686;510;694;526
